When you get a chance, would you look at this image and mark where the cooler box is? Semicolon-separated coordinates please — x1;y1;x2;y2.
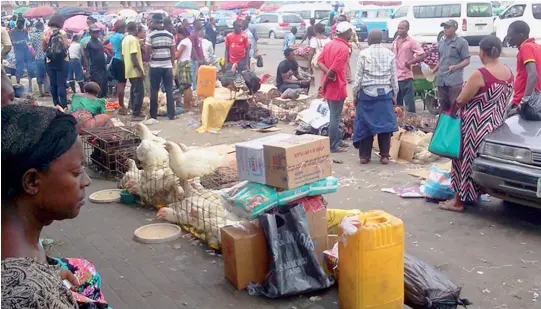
196;65;217;98
338;210;404;309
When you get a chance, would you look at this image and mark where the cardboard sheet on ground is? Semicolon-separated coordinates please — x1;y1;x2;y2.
196;96;235;133
407;160;452;179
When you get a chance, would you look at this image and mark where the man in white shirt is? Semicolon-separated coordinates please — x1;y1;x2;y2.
202;38;215;64
175;27;193;111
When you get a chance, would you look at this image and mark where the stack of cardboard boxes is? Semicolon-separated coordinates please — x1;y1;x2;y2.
221;134;333;290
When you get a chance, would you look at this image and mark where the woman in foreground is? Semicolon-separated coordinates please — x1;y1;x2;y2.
440;36;514;212
1;103;111;308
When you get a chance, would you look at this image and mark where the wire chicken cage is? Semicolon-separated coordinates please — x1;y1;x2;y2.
116;149;184;208
82;127;140;178
114;141;242;250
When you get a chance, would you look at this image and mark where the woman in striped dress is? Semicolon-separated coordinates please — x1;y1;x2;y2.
440;36;514;212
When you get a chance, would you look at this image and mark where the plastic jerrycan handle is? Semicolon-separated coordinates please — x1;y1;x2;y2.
361;212;389;227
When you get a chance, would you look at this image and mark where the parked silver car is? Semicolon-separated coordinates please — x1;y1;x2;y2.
250;12;306;39
472;114;541;208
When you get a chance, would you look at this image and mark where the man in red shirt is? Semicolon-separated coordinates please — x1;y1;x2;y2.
225;21;249;72
318;21;353;153
507;21;541;107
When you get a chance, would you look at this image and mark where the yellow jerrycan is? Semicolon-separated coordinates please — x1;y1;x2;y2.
338;210;404;309
196;65;217;98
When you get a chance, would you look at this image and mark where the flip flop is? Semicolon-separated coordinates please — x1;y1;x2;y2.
439;201;465;213
332;147;348;153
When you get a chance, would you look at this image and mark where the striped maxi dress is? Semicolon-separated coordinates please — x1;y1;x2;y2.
451;67;514;203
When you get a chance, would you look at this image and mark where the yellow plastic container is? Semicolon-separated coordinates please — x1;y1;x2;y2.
196;65;217;98
338;210;404;309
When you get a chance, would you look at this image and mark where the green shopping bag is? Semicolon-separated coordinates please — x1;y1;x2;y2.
428;105;462;159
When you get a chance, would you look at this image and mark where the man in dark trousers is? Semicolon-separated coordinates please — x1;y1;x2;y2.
85;24;108;98
432;20;470;112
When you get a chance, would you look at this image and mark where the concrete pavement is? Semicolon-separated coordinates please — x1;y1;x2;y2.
36;40;538;309
42;115;541;309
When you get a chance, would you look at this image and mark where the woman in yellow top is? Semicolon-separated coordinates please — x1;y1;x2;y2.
56;82;113;133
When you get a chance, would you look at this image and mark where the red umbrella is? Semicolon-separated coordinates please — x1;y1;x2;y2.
220;1;264;10
23;6;56;18
171;8;188;16
259;3;281;11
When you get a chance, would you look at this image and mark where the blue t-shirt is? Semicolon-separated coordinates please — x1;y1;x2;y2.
9;29;31;61
108;32;125;60
282;32;295;52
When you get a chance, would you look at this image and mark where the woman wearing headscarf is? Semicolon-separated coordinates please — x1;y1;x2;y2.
1;103;112;308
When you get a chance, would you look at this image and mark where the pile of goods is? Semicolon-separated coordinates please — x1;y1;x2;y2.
421;43;439;67
295;99;345;138
105;101;121;110
257;94;313;122
341;99;356;138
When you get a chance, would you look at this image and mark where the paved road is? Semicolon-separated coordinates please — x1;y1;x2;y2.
215;42;517;84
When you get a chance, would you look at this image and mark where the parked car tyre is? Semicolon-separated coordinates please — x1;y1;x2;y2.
269;31;276;39
502;35;511;48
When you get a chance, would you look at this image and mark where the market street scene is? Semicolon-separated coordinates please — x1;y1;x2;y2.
1;1;541;309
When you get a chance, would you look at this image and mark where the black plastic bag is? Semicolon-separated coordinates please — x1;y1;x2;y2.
518;91;541;121
248;205;334;298
405;254;471;309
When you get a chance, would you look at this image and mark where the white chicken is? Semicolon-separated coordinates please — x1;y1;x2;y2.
164;141;225;181
156;202;191;225
118;159;142;189
136;139;169;172
134;122;167;145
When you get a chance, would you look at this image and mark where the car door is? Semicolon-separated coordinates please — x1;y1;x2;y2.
531;4;541;41
258;14;271;37
495;4;527;44
465;2;494;36
251;15;262;37
318;18;331;36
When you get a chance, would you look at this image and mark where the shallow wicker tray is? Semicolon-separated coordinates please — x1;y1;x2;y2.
88;189;122;203
133;223;182;244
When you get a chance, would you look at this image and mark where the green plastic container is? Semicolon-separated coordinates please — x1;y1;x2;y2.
120;190;137;205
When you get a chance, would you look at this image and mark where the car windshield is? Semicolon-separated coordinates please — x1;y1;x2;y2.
467;3;493;17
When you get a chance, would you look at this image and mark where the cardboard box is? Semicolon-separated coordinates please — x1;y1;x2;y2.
264;134;332;190
398;130;423;162
221;223;270;290
236;133;292;184
373;129;403;161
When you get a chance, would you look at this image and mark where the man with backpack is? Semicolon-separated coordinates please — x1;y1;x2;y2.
85;24;108;98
